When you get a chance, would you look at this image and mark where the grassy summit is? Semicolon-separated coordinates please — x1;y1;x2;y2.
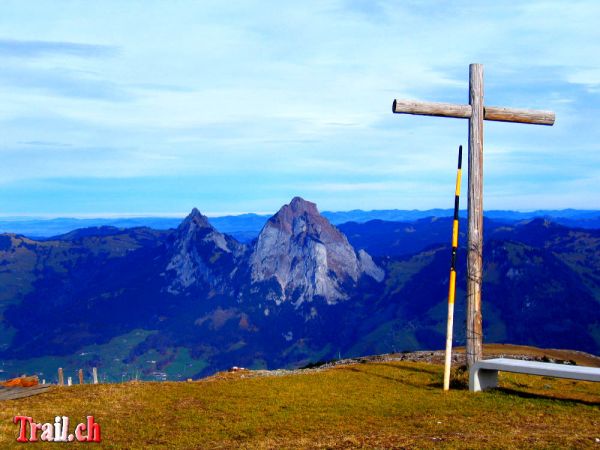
0;346;599;448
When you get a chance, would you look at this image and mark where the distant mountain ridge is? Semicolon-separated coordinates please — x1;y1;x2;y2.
0;198;599;382
1;208;599;241
0;197;389;381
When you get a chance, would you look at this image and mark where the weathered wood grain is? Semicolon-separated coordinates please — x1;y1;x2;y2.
393;99;472;119
393;100;555;126
467;63;484;368
484;106;555;125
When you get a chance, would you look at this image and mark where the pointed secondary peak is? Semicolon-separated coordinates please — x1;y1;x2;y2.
180;207;212;230
188;207;208;222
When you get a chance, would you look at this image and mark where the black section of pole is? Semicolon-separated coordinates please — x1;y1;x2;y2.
450;145;463;271
444;144;464;391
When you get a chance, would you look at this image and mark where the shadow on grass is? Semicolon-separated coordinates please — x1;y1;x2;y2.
427;380;468;390
375;362;471;391
375;362;440;376
340;365;439;390
341;362;600;401
495;387;600;407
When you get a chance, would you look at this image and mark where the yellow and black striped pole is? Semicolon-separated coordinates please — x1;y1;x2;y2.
443;145;463;391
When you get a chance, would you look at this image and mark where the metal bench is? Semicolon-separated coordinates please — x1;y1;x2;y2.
469;358;600;392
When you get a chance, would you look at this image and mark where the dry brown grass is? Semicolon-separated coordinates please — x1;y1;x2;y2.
0;348;599;448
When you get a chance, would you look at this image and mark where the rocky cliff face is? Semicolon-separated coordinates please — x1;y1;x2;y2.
165;208;245;294
249;197;384;305
163;199;383;304
2;202;600;379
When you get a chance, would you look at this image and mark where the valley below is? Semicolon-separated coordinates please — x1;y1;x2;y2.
0;198;599;382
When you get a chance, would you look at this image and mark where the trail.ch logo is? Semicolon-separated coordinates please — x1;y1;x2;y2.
13;415;101;443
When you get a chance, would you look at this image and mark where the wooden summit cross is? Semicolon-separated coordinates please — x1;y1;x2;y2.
392;63;555;368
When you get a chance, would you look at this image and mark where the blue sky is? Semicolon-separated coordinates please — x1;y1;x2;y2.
0;1;599;217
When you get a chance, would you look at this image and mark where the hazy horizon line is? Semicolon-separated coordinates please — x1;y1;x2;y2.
0;207;598;220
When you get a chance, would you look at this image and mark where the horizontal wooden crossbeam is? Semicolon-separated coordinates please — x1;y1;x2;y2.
393;99;471;119
392;99;555;126
484;106;555;125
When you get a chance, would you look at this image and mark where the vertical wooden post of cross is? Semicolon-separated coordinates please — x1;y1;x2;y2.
466;64;484;367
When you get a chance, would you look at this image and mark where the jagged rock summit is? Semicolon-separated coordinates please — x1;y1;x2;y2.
163;199;383;303
250;197;384;305
165;208;244;294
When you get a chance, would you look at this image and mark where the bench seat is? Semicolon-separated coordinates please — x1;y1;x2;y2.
469;358;600;392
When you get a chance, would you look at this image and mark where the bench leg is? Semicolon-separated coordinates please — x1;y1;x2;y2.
470;368;499;392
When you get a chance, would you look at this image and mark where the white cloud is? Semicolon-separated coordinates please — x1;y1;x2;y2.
0;1;599;212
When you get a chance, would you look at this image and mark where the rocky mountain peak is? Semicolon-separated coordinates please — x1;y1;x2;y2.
289;196;319;215
266;196;322;235
250;197;384;306
165;208;244;294
179;207;212;231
